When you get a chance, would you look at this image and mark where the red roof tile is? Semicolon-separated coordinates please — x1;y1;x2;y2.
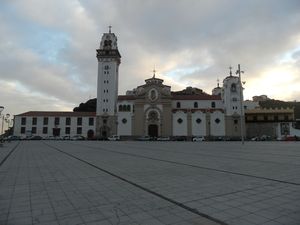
16;111;96;117
172;94;221;100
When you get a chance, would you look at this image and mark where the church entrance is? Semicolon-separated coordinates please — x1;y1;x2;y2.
87;130;94;140
148;124;158;138
53;128;60;137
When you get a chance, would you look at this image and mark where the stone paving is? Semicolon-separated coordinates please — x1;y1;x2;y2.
0;141;299;225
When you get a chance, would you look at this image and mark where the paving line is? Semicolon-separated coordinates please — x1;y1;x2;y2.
0;142;20;168
71;142;300;186
43;141;229;225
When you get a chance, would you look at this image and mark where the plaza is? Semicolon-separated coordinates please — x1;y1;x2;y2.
0;141;299;225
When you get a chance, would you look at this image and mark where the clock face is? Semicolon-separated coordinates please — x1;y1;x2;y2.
148;88;158;102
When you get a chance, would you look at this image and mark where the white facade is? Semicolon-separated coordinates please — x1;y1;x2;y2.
172;111;188;136
210;111;225;136
222;76;243;116
96;30;120;116
191;111;206;136
14;112;96;138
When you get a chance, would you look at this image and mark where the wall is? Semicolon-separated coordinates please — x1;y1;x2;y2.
191;111;206;136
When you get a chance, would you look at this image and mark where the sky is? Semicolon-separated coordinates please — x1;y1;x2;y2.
1;0;300;118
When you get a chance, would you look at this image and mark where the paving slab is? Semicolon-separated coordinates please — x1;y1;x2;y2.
0;140;299;225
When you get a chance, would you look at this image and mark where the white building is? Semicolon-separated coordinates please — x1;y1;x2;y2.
13;112;96;138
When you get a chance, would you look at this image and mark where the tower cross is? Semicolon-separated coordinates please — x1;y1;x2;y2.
217;78;220;87
152;67;156;78
229;66;233;76
108;25;112;33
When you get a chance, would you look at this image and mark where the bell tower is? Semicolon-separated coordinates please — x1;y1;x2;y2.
96;26;121;138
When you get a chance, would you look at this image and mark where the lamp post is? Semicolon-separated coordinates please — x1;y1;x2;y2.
0;106;4;136
236;64;245;145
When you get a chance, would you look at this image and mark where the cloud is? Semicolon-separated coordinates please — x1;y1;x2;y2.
1;0;300;117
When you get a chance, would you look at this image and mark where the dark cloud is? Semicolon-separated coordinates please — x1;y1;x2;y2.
1;0;300;116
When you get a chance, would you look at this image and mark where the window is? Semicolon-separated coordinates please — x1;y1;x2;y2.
232;97;238;102
77;127;82;134
104;65;109;70
253;116;257;121
284;115;289;121
196;118;202;124
122;118;127;124
126;105;131;111
43;117;48;125
194;102;198;108
32;127;37;134
119;105;122;111
54;117;60;125
65;127;70;135
21;117;26;125
89;118;94;126
66;117;71;126
32;117;37;125
77;117;82;126
274;115;278;121
21;127;25;134
234;119;238;124
264;116;268;121
215;118;220;124
103;119;107;124
231;83;237;92
43;127;48;134
176;102;181;108
211;102;216;108
177;118;183;124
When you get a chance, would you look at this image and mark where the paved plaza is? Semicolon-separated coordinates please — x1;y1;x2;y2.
0;141;299;225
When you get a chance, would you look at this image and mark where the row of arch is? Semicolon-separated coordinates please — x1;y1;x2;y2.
119;105;131;112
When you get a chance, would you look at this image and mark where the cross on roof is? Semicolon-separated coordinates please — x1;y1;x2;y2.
152;68;156;78
229;66;233;76
217;78;220;87
108;25;112;33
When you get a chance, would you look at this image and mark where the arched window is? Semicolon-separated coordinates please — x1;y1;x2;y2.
176;102;181;108
194;102;198;108
231;83;237;92
118;105;122;112
211;102;216;108
126;105;131;111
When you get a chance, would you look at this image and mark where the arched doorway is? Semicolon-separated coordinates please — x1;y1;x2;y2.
148;124;158;138
87;130;94;140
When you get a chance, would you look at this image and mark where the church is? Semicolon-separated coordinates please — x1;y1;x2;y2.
17;28;295;140
95;28;245;140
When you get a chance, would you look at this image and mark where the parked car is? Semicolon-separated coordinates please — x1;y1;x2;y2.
136;136;151;141
157;136;170;141
62;136;71;140
71;135;85;140
5;136;20;141
192;136;205;142
30;136;43;140
173;136;187;141
108;135;120;141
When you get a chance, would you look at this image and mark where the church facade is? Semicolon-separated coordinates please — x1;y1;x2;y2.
95;29;245;140
13;29;299;140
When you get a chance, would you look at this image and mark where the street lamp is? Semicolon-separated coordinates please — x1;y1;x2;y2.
0;106;4;136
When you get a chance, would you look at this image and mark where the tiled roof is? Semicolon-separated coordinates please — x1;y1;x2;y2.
118;94;221;101
118;95;136;100
16;111;96;117
172;94;221;100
